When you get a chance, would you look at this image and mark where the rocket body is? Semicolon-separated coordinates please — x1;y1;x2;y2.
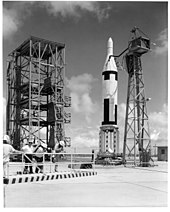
102;38;118;126
99;37;119;154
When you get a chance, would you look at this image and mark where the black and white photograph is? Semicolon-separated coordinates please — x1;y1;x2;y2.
2;0;168;208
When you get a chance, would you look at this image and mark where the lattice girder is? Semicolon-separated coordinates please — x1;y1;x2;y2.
123;54;151;165
6;36;71;149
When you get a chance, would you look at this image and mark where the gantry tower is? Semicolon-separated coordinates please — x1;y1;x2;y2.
123;27;151;166
6;36;71;149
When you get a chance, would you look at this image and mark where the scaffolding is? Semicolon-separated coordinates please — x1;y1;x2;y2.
6;36;71;149
123;28;151;166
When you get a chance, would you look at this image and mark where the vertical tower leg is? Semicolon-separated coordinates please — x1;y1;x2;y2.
123;54;151;166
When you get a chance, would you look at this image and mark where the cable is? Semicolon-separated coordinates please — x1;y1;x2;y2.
108;47;129;60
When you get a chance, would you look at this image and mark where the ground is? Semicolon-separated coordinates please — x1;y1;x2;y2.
3;161;168;207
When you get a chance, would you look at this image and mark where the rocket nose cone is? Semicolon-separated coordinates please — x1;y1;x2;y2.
107;37;113;48
107;37;113;55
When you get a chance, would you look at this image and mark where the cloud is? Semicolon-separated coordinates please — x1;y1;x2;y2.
150;130;160;141
3;2;111;39
3;2;34;39
41;1;111;21
66;126;99;149
117;103;126;151
66;73;98;123
66;73;94;95
153;28;168;55
149;103;168;143
73;134;98;148
3;7;20;39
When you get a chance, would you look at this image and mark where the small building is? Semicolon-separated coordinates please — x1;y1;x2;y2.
157;146;168;161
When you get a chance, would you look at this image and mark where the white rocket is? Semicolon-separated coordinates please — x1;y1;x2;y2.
102;37;118;126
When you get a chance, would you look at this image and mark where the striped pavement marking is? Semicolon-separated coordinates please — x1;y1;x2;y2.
3;170;97;185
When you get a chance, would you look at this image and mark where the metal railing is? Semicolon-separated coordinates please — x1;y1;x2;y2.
4;152;95;178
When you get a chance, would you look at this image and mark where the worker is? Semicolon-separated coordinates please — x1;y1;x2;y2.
91;149;95;162
34;141;47;173
3;135;21;178
53;140;65;172
46;146;52;161
21;139;34;174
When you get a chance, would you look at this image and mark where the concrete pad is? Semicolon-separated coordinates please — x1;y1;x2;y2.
4;162;168;207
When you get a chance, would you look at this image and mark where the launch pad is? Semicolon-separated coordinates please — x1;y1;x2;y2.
5;161;167;207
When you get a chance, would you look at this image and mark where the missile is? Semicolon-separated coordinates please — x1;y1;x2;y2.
102;37;118;126
99;38;119;154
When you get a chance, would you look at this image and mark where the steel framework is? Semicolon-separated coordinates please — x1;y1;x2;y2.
6;36;71;149
123;28;151;166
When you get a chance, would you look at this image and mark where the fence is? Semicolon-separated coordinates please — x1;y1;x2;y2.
4;152;95;178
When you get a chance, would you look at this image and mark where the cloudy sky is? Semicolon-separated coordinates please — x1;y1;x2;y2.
2;1;168;153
